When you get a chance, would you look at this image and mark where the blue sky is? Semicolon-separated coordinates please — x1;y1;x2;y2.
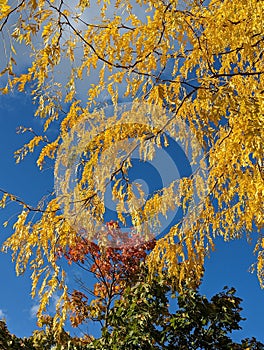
0;90;263;342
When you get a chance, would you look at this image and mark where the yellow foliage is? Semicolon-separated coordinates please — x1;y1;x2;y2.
37;138;59;169
0;0;263;333
0;0;10;19
14;136;43;163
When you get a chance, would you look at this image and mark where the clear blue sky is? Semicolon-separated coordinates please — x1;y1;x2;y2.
0;91;263;342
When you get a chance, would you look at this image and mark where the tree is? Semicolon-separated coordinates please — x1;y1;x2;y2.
61;221;156;330
0;320;33;350
0;0;263;331
0;317;91;349
89;283;264;350
54;230;264;349
1;285;264;350
2;236;263;350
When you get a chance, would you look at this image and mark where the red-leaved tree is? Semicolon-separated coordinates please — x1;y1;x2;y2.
57;221;156;329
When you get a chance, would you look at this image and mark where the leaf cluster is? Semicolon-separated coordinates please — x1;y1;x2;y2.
80;282;264;350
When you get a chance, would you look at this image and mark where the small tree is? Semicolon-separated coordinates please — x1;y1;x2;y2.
55;224;264;349
87;283;264;350
59;221;156;330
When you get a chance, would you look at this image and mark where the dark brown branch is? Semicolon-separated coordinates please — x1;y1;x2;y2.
0;188;58;213
74;15;135;31
47;0;168;73
157;87;199;135
212;71;263;78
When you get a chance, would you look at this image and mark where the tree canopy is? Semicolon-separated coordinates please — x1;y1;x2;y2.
90;284;264;350
0;0;263;333
1;285;264;349
0;229;264;347
56;233;264;349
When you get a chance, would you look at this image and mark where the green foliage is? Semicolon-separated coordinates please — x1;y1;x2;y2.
0;320;34;350
0;274;263;349
0;318;90;350
85;280;264;350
